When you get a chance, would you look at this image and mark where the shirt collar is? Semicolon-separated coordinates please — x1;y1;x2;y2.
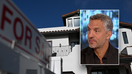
93;43;110;59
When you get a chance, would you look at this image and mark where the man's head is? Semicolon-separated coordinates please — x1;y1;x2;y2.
87;14;113;49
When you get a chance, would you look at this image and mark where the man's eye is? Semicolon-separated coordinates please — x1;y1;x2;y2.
95;30;99;32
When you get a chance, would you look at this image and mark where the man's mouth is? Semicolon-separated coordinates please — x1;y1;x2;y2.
89;40;96;43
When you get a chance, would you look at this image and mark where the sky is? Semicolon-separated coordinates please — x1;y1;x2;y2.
12;0;132;28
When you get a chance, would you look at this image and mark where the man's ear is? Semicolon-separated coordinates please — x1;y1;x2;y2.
106;31;112;40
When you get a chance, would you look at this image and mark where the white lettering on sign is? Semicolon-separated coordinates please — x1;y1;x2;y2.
0;0;51;66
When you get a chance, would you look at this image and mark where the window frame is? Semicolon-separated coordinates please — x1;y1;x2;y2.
66;16;80;27
122;32;129;44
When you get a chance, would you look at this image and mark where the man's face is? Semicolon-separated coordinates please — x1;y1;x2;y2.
88;20;109;49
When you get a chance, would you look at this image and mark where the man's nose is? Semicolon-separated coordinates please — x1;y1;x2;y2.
88;31;94;38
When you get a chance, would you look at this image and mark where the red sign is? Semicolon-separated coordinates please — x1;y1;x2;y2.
0;0;51;66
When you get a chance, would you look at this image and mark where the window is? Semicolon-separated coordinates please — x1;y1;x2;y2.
26;69;37;74
66;16;80;27
68;19;72;27
74;18;80;27
122;32;128;44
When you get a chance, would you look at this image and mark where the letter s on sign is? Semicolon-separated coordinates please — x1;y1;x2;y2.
35;36;40;55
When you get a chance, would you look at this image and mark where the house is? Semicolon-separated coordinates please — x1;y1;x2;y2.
38;9;132;74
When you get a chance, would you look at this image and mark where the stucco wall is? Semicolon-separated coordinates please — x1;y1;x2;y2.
50;57;61;74
119;28;132;52
46;35;69;46
62;45;87;74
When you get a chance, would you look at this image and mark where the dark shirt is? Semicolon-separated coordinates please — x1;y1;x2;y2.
81;43;118;64
93;45;109;64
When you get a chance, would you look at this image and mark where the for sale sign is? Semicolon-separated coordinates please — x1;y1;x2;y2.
0;0;51;66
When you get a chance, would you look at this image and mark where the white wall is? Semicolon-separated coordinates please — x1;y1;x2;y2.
52;46;71;56
47;35;69;46
119;28;132;73
119;28;132;52
62;45;87;74
131;63;132;73
50;57;61;74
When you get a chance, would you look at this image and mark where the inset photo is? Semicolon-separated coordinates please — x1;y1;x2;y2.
80;10;119;65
